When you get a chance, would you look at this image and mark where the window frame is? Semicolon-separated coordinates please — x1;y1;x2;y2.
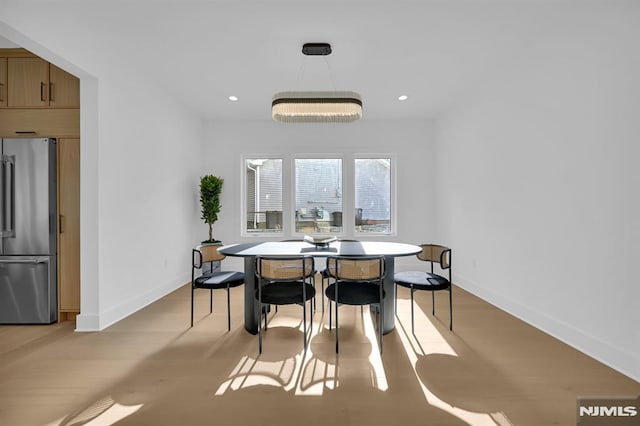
291;154;345;237
240;153;397;238
353;154;396;237
241;155;287;238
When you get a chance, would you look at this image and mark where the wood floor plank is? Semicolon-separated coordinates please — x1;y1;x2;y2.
0;284;637;426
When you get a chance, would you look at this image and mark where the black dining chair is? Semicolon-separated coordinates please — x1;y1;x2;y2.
255;255;316;353
325;255;386;354
318;239;360;313
191;245;245;330
394;244;452;333
280;239;321;312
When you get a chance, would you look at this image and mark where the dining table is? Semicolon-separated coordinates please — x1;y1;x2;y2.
217;240;422;335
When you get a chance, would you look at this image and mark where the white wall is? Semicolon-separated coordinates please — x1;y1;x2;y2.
0;34;18;47
0;17;206;330
204;120;435;271
433;4;640;380
92;75;204;329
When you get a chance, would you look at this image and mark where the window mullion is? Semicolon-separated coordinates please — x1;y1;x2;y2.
343;154;355;238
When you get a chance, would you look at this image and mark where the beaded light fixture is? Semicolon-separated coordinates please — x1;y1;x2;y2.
271;43;362;123
272;91;362;123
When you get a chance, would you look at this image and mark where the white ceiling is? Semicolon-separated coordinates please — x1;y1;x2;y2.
2;0;576;121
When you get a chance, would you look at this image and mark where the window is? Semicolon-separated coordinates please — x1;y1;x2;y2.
355;158;392;234
245;158;283;233
242;155;393;236
294;159;343;234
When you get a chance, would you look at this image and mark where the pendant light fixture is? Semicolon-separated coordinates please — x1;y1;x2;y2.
272;43;362;123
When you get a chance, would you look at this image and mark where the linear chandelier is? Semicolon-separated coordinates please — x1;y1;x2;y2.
271;42;362;123
272;91;363;123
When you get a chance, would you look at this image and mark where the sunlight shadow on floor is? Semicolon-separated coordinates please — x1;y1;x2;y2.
395;297;512;426
214;305;387;397
43;395;143;426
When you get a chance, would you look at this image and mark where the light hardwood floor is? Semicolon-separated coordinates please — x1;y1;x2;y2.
1;283;638;426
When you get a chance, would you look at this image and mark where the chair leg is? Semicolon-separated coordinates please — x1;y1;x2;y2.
335;302;339;353
379;302;384;355
321;277;325;313
190;286;195;327
328;298;332;330
369;303;382;332
258;304;263;354
309;299;314;346
303;299;307;350
449;286;453;331
432;291;435;316
210;289;213;313
264;307;268;330
312;276;317;313
309;276;314;339
226;286;231;332
411;287;415;335
335;278;340;353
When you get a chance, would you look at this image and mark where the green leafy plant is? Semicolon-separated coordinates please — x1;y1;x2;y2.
200;174;224;243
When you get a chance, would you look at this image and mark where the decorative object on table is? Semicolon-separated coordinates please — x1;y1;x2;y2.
303;234;337;248
199;174;224;244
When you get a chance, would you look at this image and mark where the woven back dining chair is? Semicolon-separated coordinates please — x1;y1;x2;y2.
255;255;316;354
191;244;245;330
393;244;452;333
325;255;386;354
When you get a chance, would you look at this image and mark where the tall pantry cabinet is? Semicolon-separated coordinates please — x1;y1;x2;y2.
0;48;81;321
0;57;6;107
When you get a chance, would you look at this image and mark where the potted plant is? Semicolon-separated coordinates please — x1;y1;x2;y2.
200;174;224;244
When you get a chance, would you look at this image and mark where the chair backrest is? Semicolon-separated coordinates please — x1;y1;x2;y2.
326;256;385;281
193;244;225;269
417;244;451;269
256;256;315;281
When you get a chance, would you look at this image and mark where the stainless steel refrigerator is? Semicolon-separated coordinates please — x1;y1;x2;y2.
0;138;57;324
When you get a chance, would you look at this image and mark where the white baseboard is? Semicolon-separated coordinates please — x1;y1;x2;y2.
74;274;190;332
454;273;640;383
75;313;100;332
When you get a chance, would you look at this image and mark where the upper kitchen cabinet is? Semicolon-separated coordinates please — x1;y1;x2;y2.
6;56;79;108
0;58;6;108
8;57;49;107
49;64;80;108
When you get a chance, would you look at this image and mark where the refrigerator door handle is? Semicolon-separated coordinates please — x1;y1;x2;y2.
0;257;49;264
1;155;15;238
0;155;3;237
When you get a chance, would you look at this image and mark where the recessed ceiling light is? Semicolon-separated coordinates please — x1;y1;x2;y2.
398;95;408;101
228;96;238;101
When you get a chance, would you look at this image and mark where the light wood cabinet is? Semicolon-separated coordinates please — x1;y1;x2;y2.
50;64;80;108
5;56;79;108
1;49;81;321
58;138;81;314
0;109;80;137
8;57;49;107
0;58;6;108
